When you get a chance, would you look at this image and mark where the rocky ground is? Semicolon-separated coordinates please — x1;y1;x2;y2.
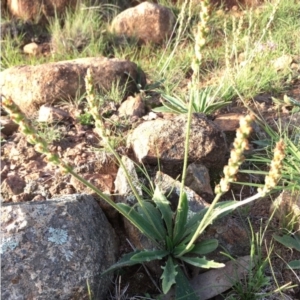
1;0;300;299
2;81;300;299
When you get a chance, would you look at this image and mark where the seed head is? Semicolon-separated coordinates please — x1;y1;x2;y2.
258;140;285;197
215;114;254;194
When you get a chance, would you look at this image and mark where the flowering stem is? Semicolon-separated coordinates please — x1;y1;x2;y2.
84;69;164;243
175;0;211;240
177;114;254;256
2;96;163;246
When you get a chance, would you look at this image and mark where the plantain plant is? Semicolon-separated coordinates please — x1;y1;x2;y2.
1;1;287;297
2;89;286;298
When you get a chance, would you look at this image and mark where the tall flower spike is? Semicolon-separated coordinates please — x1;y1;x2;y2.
215;114;254;194
258;140;285;197
2;96;66;168
191;0;211;74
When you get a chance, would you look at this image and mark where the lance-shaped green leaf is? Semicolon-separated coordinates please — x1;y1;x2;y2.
181;201;236;245
116;203;162;243
185;193;266;255
273;234;300;251
102;251;142;275
173;191;189;245
180;256;225;269
184;207;207;233
161;256;177;295
152;187;174;237
189;239;219;255
175;265;197;299
186;201;236;232
201;200;238;226
131;249;169;263
137;201;166;241
287;260;300;269
173;238;218;258
165;235;173;252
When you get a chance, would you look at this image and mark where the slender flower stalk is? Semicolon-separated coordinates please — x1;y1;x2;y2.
159;0;189;75
84;68;144;205
177;114;255;256
2;97;62;166
2;96;163;246
243;0;281;67
178;117;285;256
1;96;115;197
192;115;252;240
175;0;212;239
180;0;211;196
84;69;163;243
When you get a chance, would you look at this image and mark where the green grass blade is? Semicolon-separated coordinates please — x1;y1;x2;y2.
152;94;188;114
151;106;167;113
162;94;187;111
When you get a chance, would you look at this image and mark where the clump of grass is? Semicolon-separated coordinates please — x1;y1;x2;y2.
198;0;299;102
33;121;63;143
220;0;285;101
223;221;272;300
49;4;114;59
153;85;232;115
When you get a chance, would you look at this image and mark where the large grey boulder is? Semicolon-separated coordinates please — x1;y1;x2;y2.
111;2;175;44
0;57;146;116
127;113;227;176
1;194;119;300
